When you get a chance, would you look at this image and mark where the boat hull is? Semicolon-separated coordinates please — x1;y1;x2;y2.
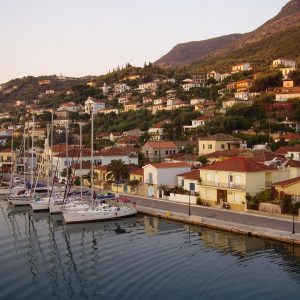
63;208;137;224
30;201;50;211
9;199;31;206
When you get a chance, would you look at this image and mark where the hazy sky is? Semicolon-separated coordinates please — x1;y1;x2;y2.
0;0;289;83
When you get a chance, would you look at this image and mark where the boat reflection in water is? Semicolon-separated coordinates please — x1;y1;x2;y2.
0;200;300;300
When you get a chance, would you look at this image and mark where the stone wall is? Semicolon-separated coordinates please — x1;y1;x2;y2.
259;203;281;214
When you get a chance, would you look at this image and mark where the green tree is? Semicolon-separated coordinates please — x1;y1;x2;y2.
106;160;129;182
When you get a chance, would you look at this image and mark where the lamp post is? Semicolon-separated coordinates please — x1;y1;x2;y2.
292;203;296;234
188;191;191;216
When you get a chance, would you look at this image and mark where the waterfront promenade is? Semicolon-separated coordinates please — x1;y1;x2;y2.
125;194;300;245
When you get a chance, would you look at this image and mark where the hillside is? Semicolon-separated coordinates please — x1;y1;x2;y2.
155;0;300;69
155;34;242;68
190;26;300;73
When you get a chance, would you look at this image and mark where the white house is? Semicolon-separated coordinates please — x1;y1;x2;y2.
58;102;80;112
272;59;296;69
275;88;300;102
177;169;200;193
207;71;222;82
183;116;209;132
114;83;130;94
84;97;105;114
138;82;157;93
143;162;191;187
148;122;166;141
280;67;296;79
232;63;251;73
182;83;202;92
99;147;138;165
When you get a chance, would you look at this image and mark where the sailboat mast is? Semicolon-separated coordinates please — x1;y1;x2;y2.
91;112;94;207
23;126;26;188
31;115;34;188
10;124;14;187
46;124;50;195
80;123;83;202
66;124;68;184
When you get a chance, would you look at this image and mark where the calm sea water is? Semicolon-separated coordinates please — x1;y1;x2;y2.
1;199;300;300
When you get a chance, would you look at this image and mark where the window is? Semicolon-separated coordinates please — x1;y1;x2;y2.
228;175;233;183
155;150;158;155
208;144;212;149
221;144;225;149
190;182;195;191
181;179;184;187
202;144;205;149
166;150;168;155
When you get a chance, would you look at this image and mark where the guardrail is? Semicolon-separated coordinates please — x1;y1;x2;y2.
201;180;246;190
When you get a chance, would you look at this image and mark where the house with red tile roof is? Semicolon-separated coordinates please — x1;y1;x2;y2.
198;157;290;211
142;141;178;162
198;133;244;156
276;145;300;160
177;170;200;193
142;162;191;196
273;176;300;203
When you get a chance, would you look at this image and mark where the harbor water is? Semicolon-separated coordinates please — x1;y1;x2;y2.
0;198;300;300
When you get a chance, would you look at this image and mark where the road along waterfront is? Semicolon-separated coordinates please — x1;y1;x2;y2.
126;195;300;245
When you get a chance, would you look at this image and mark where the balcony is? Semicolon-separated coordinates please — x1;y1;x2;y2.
201;180;246;190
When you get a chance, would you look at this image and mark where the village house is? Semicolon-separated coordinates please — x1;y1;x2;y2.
100;108;119;115
143;97;153;105
114;83;130;94
232;63;251;73
192;75;206;85
124;102;142;112
84;97;105;114
273;177;300;204
222;98;253;109
183;116;210;132
165;153;199;166
38;79;51;85
207;71;222;82
70;161;91;177
177;169;200;193
98;147;138;166
198;157;290;211
0;148;18;173
130;168;144;182
148;122;167;141
274;87;300;101
203;149;253;163
142;162;191;197
272;58;297;69
199;133;244;156
182;83;202;92
276;145;300;161
142;141;178;162
280;68;296;79
53;119;72;128
58;102;80;112
138;82;157;93
153;98;165;105
280;118;300;132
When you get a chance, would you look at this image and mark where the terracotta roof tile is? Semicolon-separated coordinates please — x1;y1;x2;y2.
274;176;300;188
145;162;190;169
130;168;144;176
200;133;242;142
177;169;200;180
145;141;177;149
201;157;275;172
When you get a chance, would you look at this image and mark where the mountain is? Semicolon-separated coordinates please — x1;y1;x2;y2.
155;0;300;68
155;34;242;68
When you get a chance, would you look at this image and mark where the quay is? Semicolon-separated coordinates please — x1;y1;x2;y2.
126;195;300;246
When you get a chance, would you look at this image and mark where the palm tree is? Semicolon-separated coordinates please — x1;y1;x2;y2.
106;160;129;182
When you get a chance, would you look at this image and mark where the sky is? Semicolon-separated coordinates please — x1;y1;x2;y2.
0;0;290;84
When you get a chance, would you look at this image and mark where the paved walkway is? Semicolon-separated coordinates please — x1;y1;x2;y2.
126;195;300;234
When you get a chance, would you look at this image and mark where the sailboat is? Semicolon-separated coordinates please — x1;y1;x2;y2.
63;111;137;224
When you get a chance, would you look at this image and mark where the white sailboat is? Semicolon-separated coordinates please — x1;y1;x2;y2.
63;112;137;224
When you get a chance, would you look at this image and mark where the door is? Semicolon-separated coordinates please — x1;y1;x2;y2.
217;189;227;204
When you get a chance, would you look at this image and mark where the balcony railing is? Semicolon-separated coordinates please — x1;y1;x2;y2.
201;180;246;190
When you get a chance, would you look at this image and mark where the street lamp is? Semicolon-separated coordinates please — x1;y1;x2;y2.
292;203;296;234
188;190;191;216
